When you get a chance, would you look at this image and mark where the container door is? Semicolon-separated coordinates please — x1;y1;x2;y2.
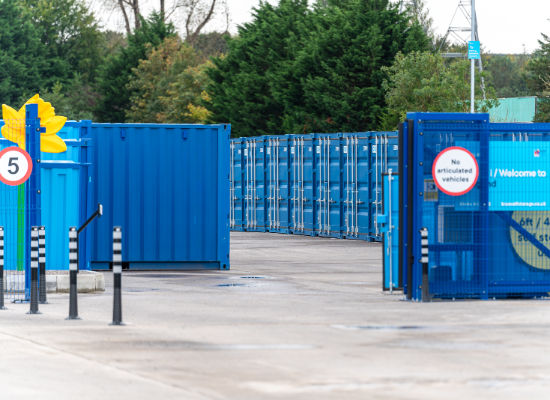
277;138;290;233
231;141;245;230
251;139;266;231
328;136;342;238
303;137;316;234
356;136;371;240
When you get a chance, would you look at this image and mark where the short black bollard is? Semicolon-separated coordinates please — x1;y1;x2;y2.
0;227;6;310
110;226;124;326
420;227;430;303
39;226;48;304
27;227;41;314
66;227;80;320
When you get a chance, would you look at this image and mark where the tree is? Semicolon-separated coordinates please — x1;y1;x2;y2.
125;36;209;123
526;32;550;94
206;0;311;136
380;51;498;129
193;32;230;59
288;0;430;134
40;73;100;120
94;12;177;123
21;0;105;83
484;54;530;98
0;0;48;105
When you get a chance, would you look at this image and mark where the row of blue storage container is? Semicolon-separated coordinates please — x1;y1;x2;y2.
0;119;230;271
229;132;398;241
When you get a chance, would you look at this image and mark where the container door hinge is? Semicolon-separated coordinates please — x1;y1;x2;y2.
121;129;126;140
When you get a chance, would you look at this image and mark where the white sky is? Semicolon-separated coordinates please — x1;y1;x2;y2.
94;0;550;54
226;0;550;54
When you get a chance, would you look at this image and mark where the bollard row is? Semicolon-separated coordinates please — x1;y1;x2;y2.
110;227;124;326
66;227;80;320
27;227;41;314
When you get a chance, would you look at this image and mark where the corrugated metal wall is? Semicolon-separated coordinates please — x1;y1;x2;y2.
0;120;92;270
489;97;537;122
89;123;230;270
230;132;398;241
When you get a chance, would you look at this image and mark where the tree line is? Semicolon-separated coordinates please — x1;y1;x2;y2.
1;0;550;132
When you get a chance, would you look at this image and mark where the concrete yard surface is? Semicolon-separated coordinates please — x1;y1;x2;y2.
1;231;549;399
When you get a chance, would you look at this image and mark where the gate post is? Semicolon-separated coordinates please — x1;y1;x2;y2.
24;104;42;299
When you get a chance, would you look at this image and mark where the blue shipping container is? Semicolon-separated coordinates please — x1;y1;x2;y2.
230;132;398;241
0;119;92;271
89;123;230;270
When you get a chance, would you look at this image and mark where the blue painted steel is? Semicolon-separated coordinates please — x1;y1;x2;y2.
403;112;550;300
0;119;92;273
89;123;230;270
380;173;399;290
229;131;398;241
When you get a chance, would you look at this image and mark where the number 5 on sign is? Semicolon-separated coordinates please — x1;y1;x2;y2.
0;147;33;186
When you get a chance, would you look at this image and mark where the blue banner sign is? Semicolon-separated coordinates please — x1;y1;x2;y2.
468;41;480;60
444;141;550;211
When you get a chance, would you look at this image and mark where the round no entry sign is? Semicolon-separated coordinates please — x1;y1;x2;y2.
432;146;478;196
0;147;33;186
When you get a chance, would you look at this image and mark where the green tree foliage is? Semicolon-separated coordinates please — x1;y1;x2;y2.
380;51;498;130
125;36;211;123
207;0;311;137
193;32;230;60
484;54;530;98
289;0;430;133
39;73;100;120
21;0;104;83
526;32;550;94
94;12;176;123
0;0;47;105
206;0;429;137
526;30;550;122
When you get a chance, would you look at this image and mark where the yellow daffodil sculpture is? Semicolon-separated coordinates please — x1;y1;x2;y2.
1;94;67;153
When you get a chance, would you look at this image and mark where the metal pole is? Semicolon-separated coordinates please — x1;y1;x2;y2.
0;227;6;310
421;227;430;303
67;227;80;320
110;226;124;326
471;0;476;113
39;226;48;304
27;227;40;314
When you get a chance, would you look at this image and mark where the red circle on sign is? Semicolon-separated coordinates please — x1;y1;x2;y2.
432;146;479;196
0;147;33;186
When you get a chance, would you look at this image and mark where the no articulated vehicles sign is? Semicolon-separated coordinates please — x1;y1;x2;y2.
432;146;479;196
0;147;33;186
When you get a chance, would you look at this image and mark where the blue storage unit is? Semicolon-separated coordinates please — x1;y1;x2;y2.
0;120;92;271
89;123;230;270
230;131;398;241
400;113;550;300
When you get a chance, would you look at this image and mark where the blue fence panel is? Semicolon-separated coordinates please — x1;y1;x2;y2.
380;173;399;290
90;123;230;270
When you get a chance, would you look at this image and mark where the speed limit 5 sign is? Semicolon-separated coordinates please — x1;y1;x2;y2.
0;147;33;186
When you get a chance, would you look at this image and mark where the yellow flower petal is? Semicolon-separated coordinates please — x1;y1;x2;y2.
17;94;40;114
41;134;67;153
44;116;67;136
1;105;26;148
19;96;56;124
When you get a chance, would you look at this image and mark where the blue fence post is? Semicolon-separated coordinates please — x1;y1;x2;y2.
480;117;490;300
25;104;41;299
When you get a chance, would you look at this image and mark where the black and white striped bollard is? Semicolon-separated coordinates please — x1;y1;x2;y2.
0;227;6;310
66;227;81;320
420;227;430;303
110;227;124;326
39;226;48;304
27;227;41;314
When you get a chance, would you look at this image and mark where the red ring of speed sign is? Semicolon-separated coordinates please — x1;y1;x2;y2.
0;147;33;186
432;146;479;196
